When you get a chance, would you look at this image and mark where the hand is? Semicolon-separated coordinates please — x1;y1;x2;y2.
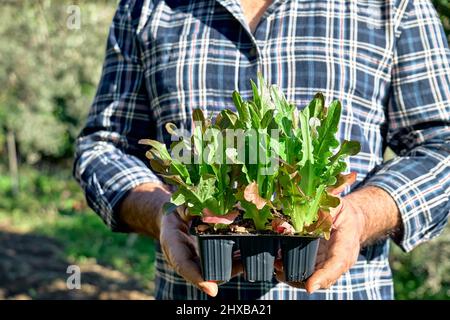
275;197;366;294
159;207;243;297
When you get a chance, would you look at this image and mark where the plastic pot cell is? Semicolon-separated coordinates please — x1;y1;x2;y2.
280;237;320;282
239;236;278;282
195;231;320;283
197;236;235;281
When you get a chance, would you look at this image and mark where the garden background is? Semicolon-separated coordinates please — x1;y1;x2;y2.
0;0;448;299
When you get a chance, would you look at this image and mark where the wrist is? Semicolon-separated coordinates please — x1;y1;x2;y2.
119;182;170;239
355;202;369;245
344;186;401;246
343;191;369;245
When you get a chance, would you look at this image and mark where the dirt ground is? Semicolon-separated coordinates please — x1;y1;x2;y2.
0;225;154;300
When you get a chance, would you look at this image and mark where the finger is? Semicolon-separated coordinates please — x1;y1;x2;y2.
176;206;192;223
305;254;348;294
231;260;244;278
274;269;305;289
274;260;306;289
274;259;283;271
274;268;285;282
165;232;218;297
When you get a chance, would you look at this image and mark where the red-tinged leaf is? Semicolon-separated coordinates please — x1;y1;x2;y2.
192;109;206;132
138;139;171;160
138;138;154;145
304;209;333;239
327;172;357;195
201;208;239;225
271;217;295;235
243;181;267;210
149;159;168;174
192;108;206;123
160;174;188;187
320;191;340;209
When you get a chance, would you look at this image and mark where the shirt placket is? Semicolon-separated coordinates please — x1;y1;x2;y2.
252;0;287;79
216;0;284;96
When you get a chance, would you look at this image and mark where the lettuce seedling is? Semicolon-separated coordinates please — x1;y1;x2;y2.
139;110;240;223
140;74;361;238
269;89;360;238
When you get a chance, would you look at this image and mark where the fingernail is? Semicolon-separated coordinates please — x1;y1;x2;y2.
309;283;320;294
200;282;218;297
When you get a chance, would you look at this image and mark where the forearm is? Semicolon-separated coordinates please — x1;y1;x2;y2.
118;182;171;239
345;186;403;246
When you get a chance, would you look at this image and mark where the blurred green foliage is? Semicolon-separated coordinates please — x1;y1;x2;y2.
0;0;448;300
0;0;116;162
0;0;449;162
433;0;450;39
391;234;449;300
0;166;156;283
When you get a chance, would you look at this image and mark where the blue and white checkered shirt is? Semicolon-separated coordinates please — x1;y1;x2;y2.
74;0;450;300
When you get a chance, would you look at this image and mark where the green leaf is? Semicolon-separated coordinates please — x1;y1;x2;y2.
170;161;191;182
319;191;340;211
304;184;326;228
270;136;286;161
192;109;206;132
314;100;341;162
298;160;318;197
270;85;293;115
139;139;171;160
330;140;361;161
308;92;325;119
241;201;272;230
250;79;261;110
298;107;314;166
195;175;217;203
323;140;360;182
248;101;262;129
261;109;275;129
171;190;186;206
232;91;251;125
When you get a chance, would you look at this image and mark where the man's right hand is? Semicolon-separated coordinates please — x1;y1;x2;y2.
159;207;220;297
160;207;244;297
119;183;242;298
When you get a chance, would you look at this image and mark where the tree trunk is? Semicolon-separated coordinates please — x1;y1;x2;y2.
7;129;19;195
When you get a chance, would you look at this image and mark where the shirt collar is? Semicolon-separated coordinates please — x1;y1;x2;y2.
216;0;252;37
216;0;285;43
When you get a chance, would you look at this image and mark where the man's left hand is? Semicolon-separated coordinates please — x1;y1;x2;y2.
275;197;366;294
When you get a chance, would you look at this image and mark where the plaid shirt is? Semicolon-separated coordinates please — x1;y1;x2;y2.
74;0;450;300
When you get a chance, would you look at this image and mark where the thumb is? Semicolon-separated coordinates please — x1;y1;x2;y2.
176;206;193;224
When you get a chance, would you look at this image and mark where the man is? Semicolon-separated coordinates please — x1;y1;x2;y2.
74;0;450;299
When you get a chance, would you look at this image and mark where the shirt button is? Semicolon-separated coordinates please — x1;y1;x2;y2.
249;47;257;58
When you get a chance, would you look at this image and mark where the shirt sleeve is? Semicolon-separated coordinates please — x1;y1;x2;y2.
365;0;450;252
73;0;161;232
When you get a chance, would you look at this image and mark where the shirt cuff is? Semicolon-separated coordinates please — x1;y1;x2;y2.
364;157;449;252
75;150;162;232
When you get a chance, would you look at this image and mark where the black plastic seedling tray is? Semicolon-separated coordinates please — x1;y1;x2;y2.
194;232;320;283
